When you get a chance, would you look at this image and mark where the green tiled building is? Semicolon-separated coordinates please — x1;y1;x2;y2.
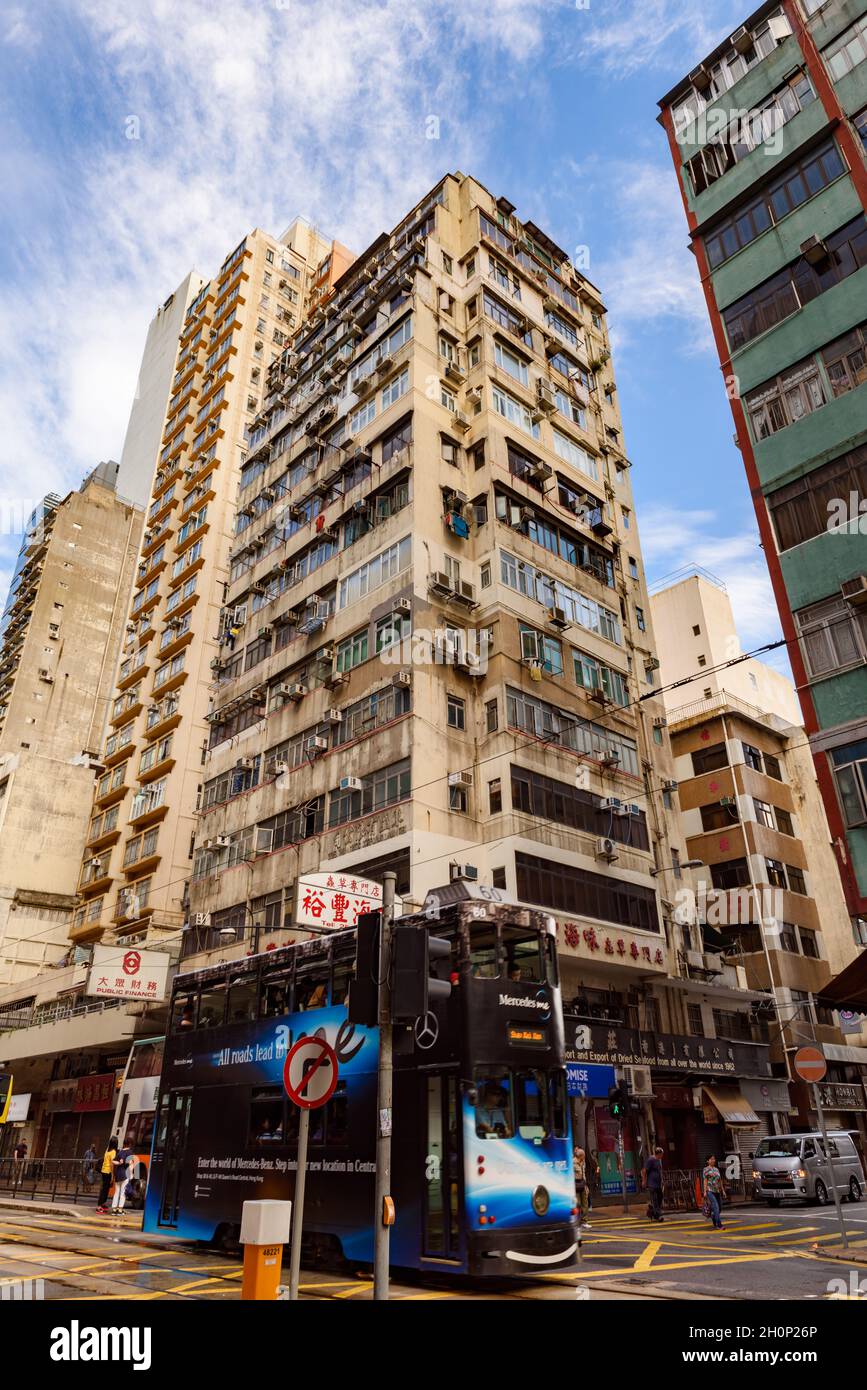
659;0;867;934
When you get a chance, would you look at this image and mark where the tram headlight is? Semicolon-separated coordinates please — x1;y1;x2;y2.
531;1185;550;1217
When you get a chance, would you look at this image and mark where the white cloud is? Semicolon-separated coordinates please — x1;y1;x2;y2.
0;0;553;513
575;0;746;79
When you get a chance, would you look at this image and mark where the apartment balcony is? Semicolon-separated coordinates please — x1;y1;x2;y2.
139;751;176;785
122;851;161;880
143;702;181;742
109;692;144;728
86;823;121;853
148;490;180;529
117;656;150;692
127;786;168;829
103;734;135;769
78;865;113;898
156;625;193;663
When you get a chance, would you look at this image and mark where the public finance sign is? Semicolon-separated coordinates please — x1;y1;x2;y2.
87;946;170;1002
294;872;383;931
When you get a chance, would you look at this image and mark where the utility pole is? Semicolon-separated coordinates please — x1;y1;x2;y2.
373;871;396;1301
812;1082;849;1249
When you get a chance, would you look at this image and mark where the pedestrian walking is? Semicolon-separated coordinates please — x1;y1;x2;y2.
96;1135;118;1214
573;1146;591;1229
586;1148;599;1213
644;1145;665;1222
111;1143;134;1216
13;1138;27;1173
702;1154;726;1230
82;1142;97;1185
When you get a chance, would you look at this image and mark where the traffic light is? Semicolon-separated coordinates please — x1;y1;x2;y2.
608;1082;627;1120
391;925;452;1023
347;910;380;1027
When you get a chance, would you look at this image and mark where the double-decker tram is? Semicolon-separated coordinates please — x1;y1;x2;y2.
144;885;579;1276
111;1036;165;1207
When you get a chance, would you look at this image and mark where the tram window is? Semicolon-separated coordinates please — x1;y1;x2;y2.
475;1074;513;1139
327;1080;349;1144
260;971;292;1018
514;1070;549;1142
548;1072;568;1138
470;924;499;978
296;961;329;1011
250;1087;285;1145
197;985;228;1028
332;953;354;1006
501;927;543;983
171;994;197;1032
543;935;558;987
155;1092;170;1149
129;1041;162;1077
227;977;258;1023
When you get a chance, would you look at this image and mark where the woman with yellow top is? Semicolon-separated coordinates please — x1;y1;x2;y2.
96;1135;118;1214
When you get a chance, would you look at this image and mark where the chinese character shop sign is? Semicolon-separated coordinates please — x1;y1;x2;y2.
87;945;170;1002
294;871;383;931
554;917;666;973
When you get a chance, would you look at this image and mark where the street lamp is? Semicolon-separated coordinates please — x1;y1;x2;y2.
650;859;703;877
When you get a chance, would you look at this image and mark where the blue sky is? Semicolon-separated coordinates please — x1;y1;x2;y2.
0;0;787;669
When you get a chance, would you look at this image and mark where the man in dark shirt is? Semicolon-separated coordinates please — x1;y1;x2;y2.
644;1146;665;1222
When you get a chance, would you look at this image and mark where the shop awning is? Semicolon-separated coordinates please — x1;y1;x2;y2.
703;1086;760;1125
817;949;867;1012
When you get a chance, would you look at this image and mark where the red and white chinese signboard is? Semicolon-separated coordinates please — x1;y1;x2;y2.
554;917;667;973
294;872;384;931
87;945;170;1002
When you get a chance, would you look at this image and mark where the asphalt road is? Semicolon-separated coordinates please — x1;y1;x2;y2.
0;1201;865;1301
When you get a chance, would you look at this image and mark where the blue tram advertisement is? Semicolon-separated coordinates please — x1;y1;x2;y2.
144;887;579;1275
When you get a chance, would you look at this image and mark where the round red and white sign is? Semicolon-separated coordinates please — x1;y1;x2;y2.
793;1046;826;1084
283;1036;338;1110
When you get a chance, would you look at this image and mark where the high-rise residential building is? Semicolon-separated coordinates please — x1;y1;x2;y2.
118;273;206;509
69;220;350;955
180;173;794;1179
0;462;143;985
657;1;867;934
652;569;867;1140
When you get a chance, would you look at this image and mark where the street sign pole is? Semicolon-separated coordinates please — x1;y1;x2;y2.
812;1082;849;1249
283;1035;339;1301
373;871;396;1302
618;1122;629;1213
287;1108;310;1300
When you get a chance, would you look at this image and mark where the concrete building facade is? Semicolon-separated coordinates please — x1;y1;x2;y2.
652;571;867;1139
0;464;143;986
658;0;867;929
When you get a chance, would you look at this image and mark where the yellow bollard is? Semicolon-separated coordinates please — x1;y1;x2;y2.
239;1200;293;1301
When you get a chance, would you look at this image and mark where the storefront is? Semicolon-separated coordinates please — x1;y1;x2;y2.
565;1019;773;1193
45;1073;117;1158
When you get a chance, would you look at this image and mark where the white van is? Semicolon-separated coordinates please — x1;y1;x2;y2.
751;1131;864;1206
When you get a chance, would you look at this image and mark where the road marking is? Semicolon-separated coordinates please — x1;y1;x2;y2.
334;1281;374;1298
632;1241;662;1271
163;1276;231;1294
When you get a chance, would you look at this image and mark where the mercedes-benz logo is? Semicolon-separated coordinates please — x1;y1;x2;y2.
414;1012;439;1050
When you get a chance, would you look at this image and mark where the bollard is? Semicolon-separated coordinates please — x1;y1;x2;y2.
240;1200;293;1301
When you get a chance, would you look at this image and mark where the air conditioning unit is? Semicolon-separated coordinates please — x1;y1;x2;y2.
339;776;364;792
662;779;678;792
272;760;289;776
455;581;477;608
428;570;454;596
306;735;329;755
595;837;619;863
453;412;471;433
625;1065;653;1098
548;606;571;631
457;650;484;676
450;863;479;882
535;382;556;415
730;25;752;54
800;235;829;266
531;461;554;483
600;797;622;811
376;354;395;376
393;597;412;617
278;683;307;702
689;63;712;91
325;708;343;724
237;757;256;770
645;656;661;672
326;669;350;688
448;769;474;789
445;361;466;385
653;717;668;729
841;574;867;607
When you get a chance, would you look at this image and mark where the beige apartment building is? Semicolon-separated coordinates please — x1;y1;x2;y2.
69;220;351;955
0;463;143;986
652;571;867;1139
118;272;206;509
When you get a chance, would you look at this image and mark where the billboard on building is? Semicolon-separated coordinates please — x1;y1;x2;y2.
87;946;170;1002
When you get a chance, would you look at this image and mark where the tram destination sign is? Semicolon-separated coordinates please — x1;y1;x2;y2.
565;1021;771;1079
